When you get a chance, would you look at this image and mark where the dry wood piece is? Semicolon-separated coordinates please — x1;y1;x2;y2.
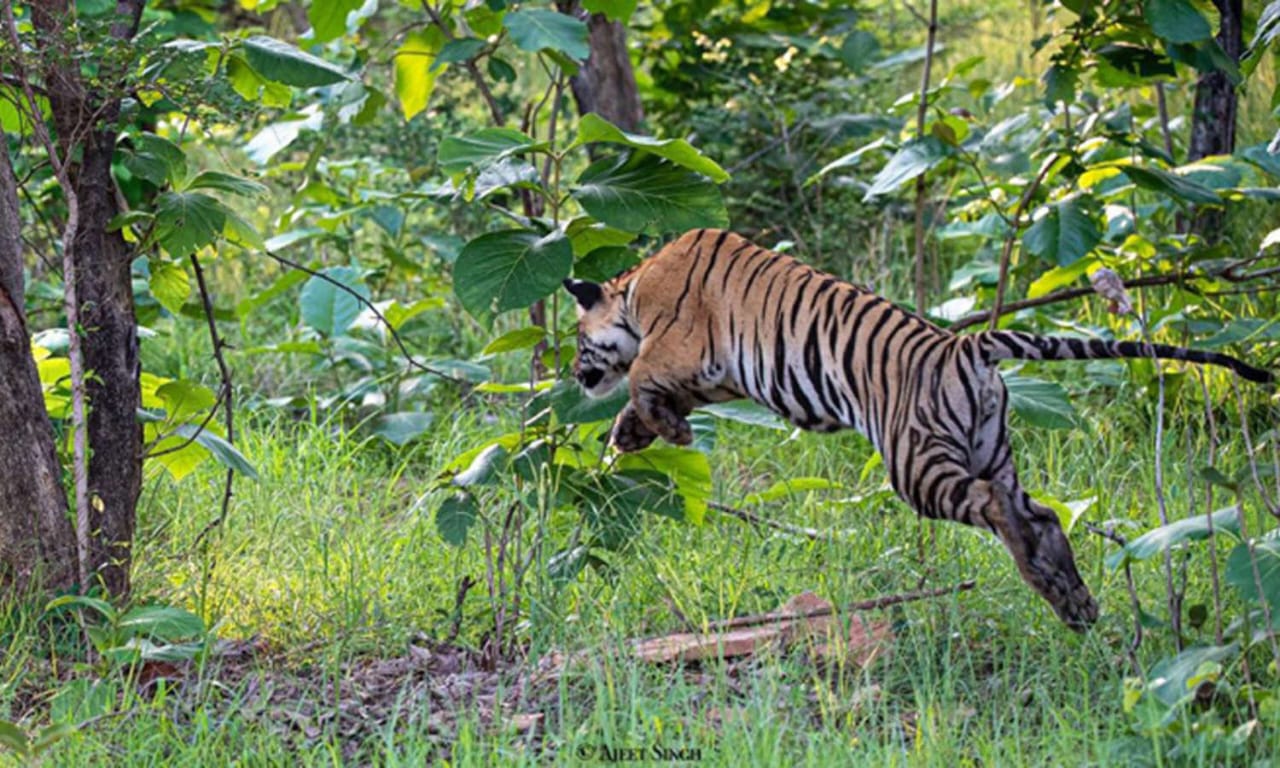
631;590;895;667
536;581;972;681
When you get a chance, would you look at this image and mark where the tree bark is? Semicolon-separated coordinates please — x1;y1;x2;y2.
567;10;643;131
1186;0;1243;241
0;138;77;591
30;0;145;595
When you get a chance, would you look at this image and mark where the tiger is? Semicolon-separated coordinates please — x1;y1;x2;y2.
563;228;1274;631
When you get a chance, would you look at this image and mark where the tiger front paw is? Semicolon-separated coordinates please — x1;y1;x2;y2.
611;405;658;453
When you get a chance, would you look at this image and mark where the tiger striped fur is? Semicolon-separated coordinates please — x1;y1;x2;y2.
564;229;1273;630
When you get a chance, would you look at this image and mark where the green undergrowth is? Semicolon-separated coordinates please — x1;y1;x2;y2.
4;370;1278;765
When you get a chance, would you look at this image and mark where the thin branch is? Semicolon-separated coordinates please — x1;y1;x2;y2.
190;254;237;550
953;259;1280;332
702;579;977;632
911;0;939;313
420;0;504;125
988;154;1056;330
261;249;468;385
709;501;863;541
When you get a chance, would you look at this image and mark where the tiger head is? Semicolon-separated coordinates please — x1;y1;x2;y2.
564;278;640;398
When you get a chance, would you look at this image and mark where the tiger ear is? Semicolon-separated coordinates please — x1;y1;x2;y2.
563;278;603;310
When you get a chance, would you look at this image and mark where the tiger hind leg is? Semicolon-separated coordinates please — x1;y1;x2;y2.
916;465;1098;631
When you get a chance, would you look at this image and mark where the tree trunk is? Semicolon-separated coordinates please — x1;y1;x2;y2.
1186;0;1243;241
567;11;644;132
0;139;77;592
30;0;145;596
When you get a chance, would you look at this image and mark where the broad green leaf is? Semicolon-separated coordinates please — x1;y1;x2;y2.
696;401;788;430
502;8;589;60
574;246;640;282
154;192;227;257
839;30;880;72
149;262;191;315
243;109;323;164
1003;372;1077;430
370;412;434;446
0;720;29;758
454;444;508;487
1094;43;1177;86
565;217;637;256
863;137;951;199
157;379;216;423
1022;198;1101;266
0;85;48;136
807;137;887;186
44;594;116;619
1226;534;1280;608
543;379;629;424
122;133;187;187
223;210;266;250
453;230;573;325
437;492;478;546
172;424;259;479
186;171;267;197
383;298;444;331
264;228;326;252
147;428;209;482
1042;62;1078;106
308;0;362;43
572;153;728;234
1105;506;1241;569
1244;2;1280;68
1027;257;1097;299
433;38;487;71
572;113;729;182
482;327;546;356
1145;0;1211;44
395;28;447;121
616;447;712;524
743;477;843;505
236;269;308;317
1145;644;1238;706
242;36;351;87
299;266;369;337
583;0;636;23
437;128;540;175
1033;494;1094;534
1118;164;1221;204
118;605;205;641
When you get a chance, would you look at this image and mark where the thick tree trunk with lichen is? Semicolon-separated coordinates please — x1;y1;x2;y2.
0;137;77;591
1186;0;1243;242
26;0;145;595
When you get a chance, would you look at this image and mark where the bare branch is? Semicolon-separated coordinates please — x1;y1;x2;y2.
261;249;469;385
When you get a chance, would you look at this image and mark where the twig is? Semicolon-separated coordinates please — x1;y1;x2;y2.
261;249;468;385
420;0;504;125
445;575;476;644
911;0;939;313
709;501;861;541
952;259;1280;332
1083;521;1127;546
988;154;1056;330
1197;370;1224;644
190;254;237;550
703;580;977;632
3;0;92;592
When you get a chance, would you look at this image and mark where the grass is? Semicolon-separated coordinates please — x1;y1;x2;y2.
4;351;1278;764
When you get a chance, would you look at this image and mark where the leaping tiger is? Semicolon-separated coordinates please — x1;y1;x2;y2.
564;229;1273;631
